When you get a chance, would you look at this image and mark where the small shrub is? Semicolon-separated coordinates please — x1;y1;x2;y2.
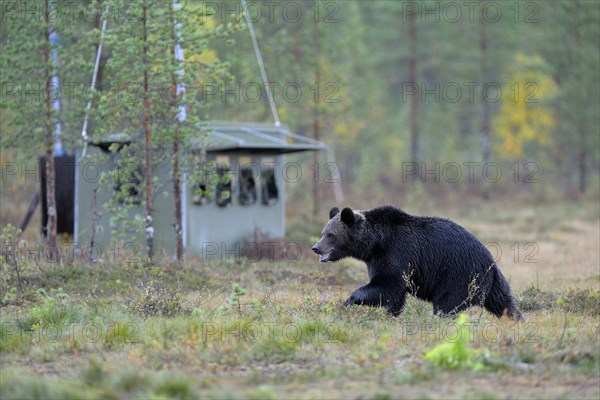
114;368;149;392
102;321;138;348
248;385;278;400
0;372;94;400
18;288;81;332
229;282;248;312
0;320;26;352
82;359;107;386
517;285;557;311
152;375;195;399
517;286;600;315
218;283;263;315
127;283;182;318
515;345;538;364
424;314;487;371
299;320;349;344
2;287;18;303
370;393;392;400
560;289;600;316
253;334;298;363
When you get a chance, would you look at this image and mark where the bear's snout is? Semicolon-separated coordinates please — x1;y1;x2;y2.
311;244;322;255
312;243;334;263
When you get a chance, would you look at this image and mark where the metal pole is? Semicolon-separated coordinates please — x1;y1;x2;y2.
49;1;65;155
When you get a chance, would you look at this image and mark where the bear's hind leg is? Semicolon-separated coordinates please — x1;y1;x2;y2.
484;267;524;320
432;293;473;317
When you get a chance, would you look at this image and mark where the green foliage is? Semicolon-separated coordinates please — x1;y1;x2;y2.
299;319;349;344
539;1;600;192
0;203;598;398
0;1;90;154
1;287;18;303
1;361;202;400
0;0;598;223
248;385;278;400
0;317;28;353
0;224;25;298
25;288;81;330
218;282;263;315
351;332;393;368
252;331;298;363
369;393;392;400
0;246;599;398
229;282;247;310
0;224;21;246
152;375;194;399
423;314;486;371
84;0;241;247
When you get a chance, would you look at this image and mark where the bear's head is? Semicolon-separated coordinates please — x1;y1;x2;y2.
312;206;364;263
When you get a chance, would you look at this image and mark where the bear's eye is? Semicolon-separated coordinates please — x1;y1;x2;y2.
326;233;334;239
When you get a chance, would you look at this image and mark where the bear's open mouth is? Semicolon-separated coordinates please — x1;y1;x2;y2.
319;252;332;262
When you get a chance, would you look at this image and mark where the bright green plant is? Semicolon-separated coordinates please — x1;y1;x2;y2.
229;283;248;313
423;314;486;371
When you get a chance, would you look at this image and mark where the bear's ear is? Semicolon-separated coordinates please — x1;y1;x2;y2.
340;207;355;226
329;207;340;219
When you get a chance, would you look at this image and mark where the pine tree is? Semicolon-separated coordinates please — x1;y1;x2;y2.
1;0;91;254
541;1;600;194
93;0;237;261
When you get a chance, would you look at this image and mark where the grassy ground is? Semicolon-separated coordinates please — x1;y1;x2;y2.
0;201;599;399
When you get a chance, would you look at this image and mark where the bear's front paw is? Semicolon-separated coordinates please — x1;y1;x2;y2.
344;293;363;306
342;297;353;307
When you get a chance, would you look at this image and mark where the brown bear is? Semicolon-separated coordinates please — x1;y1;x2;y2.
312;205;523;319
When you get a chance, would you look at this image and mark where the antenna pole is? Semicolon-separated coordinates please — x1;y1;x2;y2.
81;4;110;157
240;0;281;127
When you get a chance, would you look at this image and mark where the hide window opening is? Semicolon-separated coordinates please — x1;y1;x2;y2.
192;182;211;205
239;166;257;206
215;163;232;207
191;161;214;205
113;162;143;205
261;167;278;205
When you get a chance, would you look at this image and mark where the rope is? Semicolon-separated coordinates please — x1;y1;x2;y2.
240;0;281;127
81;5;110;157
